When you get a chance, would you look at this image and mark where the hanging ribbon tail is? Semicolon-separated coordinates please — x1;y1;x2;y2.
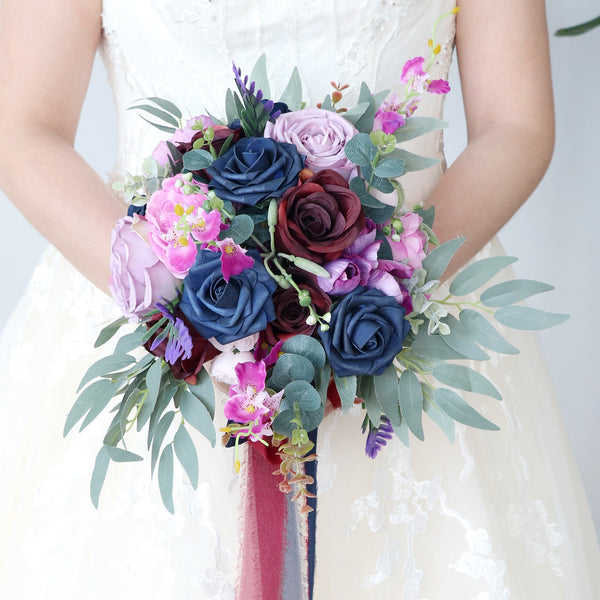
237;442;288;600
305;427;318;600
237;433;319;600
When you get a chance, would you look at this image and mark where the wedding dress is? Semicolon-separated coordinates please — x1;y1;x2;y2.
1;0;599;598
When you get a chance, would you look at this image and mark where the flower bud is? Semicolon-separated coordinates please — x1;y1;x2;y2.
268;198;278;228
298;289;312;307
305;313;318;326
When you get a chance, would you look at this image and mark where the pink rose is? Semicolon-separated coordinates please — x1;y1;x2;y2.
152;115;215;166
109;215;179;322
264;108;358;181
388;213;428;270
145;174;215;278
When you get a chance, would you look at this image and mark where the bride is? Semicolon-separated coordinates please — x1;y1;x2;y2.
0;0;599;598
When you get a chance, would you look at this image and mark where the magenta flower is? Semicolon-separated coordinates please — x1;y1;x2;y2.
224;360;283;440
216;238;255;282
145;175;212;278
428;79;451;94
373;94;406;135
400;57;429;93
188;207;222;243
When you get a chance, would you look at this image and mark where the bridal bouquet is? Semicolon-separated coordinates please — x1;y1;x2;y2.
65;19;566;514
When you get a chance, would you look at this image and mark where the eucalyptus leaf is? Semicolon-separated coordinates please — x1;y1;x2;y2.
459;309;519;355
151;411;175;475
373;158;405;178
250;54;270;98
439;315;490;361
90;446;110;508
128;104;180;128
415;205;435;229
174;424;199;489
394;116;448;143
269;353;315;391
158;444;175;514
225;88;239;124
422;384;455;442
182;148;213;171
342;102;371;126
449;256;518;296
280;380;322;413
141;376;177;434
363;383;381;428
344;133;377;166
422;237;465;282
363;199;396;224
315;364;331;405
279;66;302;111
64;379;122;437
114;328;146;355
410;335;469;361
334;373;357;414
320;94;334;111
398;370;424;440
387;148;439;172
187;367;216;419
179;390;216;446
433;363;502;401
281;335;326;371
141;96;183;119
77;354;136;392
105;446;143;463
94;318;128;348
481;279;555;307
494;306;569;331
353;82;377;132
374;366;401;427
395;417;410;446
138;115;177;134
434;388;499;431
361;164;395;194
224;214;255;244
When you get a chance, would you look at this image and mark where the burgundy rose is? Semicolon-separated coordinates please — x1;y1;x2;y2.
275;169;365;264
144;309;219;385
264;270;332;346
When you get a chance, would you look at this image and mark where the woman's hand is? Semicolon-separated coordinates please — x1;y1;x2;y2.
426;0;555;277
0;0;123;293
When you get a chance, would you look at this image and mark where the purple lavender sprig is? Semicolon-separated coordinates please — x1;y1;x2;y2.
363;415;394;459
231;61;281;137
151;302;193;364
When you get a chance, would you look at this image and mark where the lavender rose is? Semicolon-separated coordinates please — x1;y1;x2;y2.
109;215;179;322
264;108;359;181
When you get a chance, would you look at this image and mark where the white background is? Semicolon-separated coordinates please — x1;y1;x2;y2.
0;2;598;536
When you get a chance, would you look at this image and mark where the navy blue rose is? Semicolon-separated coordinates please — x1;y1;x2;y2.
319;287;410;377
180;249;277;344
205;137;304;206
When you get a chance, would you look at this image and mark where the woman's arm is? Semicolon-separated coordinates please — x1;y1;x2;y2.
426;0;555;275
0;0;122;294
